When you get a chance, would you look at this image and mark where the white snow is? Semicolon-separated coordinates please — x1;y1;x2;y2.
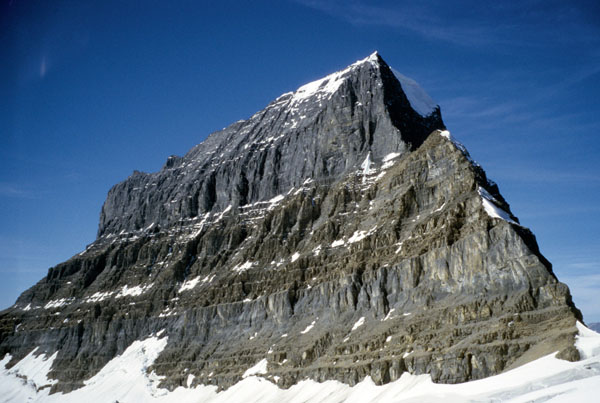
291;252;300;263
292;73;346;104
117;284;152;298
348;230;368;244
361;153;373;183
433;203;446;213
85;291;114;303
312;245;322;256
438;130;516;225
214;205;232;222
290;52;379;106
59;333;168;401
44;298;73;309
351;317;365;331
45;284;153;307
0;348;57;394
331;239;345;248
438;129;480;167
395;242;403;254
232;261;254;273
186;374;195;388
348;226;377;244
374;171;387;182
88;284;151;302
178;276;202;293
242;359;268;378
289;52;437;119
391;68;438;117
301;320;317;334
381;152;401;170
576;321;600;359
478;186;518;225
159;307;176;318
382;152;401;163
267;194;285;205
2;323;599;403
0;332;169;402
201;274;216;284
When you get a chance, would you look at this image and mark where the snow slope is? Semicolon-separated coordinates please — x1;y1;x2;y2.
1;323;599;402
284;51;438;118
391;68;438;117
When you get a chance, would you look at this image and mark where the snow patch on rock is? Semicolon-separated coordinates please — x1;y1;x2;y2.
438;130;480;167
242;359;268;378
301;320;317;334
351;317;365;331
232;261;254;274
117;284;153;298
290;52;379;106
179;277;202;293
478;186;517;225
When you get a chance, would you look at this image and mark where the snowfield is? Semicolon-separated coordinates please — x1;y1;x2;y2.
1;322;599;402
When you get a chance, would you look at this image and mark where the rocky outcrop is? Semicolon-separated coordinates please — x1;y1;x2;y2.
0;52;582;394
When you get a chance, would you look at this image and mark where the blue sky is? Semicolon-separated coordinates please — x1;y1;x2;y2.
2;0;599;321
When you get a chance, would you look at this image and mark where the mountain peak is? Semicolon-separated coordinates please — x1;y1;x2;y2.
351;49;381;66
287;52;383;106
94;52;445;236
287;51;438;118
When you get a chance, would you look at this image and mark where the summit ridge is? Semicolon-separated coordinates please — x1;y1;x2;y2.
287;51;381;105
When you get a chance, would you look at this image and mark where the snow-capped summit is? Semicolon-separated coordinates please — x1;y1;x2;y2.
289;51;439;118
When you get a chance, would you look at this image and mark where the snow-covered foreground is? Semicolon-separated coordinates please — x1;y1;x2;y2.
1;323;599;403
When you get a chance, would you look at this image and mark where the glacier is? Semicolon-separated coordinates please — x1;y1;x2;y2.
1;323;598;402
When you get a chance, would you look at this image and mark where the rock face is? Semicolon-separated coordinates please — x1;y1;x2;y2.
98;52;442;237
0;52;583;394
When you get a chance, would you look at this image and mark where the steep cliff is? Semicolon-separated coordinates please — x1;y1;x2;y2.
0;52;582;395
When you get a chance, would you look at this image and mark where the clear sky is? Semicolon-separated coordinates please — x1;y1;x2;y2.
2;0;599;321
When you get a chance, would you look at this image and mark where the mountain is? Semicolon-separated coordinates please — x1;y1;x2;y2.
590;323;600;332
0;52;586;400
